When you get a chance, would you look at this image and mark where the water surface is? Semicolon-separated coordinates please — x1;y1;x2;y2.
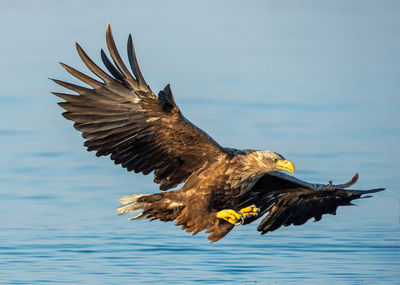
0;1;398;284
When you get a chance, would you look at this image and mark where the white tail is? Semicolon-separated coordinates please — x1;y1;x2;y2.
116;193;150;220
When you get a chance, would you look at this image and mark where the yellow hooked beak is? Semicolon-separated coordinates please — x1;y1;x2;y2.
274;159;295;174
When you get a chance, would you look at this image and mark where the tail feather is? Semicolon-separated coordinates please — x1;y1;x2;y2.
117;192;185;222
128;212;145;221
117;193;149;216
117;191;232;242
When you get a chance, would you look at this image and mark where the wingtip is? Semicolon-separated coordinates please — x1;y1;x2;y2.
49;78;62;84
367;188;385;193
164;83;171;92
127;33;147;85
106;23;112;37
75;42;83;52
349;172;359;184
336;172;360;189
371;188;385;193
349;188;386;195
59;62;67;69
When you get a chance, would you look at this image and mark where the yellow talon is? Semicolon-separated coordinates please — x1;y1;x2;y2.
216;205;259;225
216;209;243;225
239;205;259;218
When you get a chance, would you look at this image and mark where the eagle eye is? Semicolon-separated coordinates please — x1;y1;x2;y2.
272;158;278;163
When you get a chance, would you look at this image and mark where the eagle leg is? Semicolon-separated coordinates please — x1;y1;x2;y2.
216;205;259;225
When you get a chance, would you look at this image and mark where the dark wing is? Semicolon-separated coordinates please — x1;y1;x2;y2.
53;24;227;190
238;172;384;234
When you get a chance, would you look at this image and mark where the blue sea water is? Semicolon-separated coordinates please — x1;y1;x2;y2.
0;1;399;284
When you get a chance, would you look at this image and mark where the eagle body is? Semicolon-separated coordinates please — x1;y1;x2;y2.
184;150;282;198
126;151;287;242
54;25;384;243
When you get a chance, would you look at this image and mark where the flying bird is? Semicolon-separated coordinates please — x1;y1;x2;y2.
53;25;384;242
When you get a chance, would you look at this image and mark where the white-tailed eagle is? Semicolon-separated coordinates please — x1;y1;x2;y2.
53;25;384;242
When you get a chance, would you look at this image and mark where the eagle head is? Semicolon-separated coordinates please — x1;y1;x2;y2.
248;150;295;174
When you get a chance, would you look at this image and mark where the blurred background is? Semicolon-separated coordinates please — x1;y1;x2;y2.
0;1;398;284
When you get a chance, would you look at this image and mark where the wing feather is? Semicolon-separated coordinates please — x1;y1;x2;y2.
59;62;103;89
100;49;125;81
76;42;114;83
54;24;227;190
127;34;146;84
238;173;385;234
105;25;137;89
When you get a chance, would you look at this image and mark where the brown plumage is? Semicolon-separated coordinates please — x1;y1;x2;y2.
53;25;384;242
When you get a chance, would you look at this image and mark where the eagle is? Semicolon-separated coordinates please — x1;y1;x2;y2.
53;25;384;242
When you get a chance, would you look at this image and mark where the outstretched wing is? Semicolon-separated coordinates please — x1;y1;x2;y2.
53;24;227;190
238;173;384;234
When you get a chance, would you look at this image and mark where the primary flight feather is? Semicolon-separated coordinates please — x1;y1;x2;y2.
53;25;384;242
